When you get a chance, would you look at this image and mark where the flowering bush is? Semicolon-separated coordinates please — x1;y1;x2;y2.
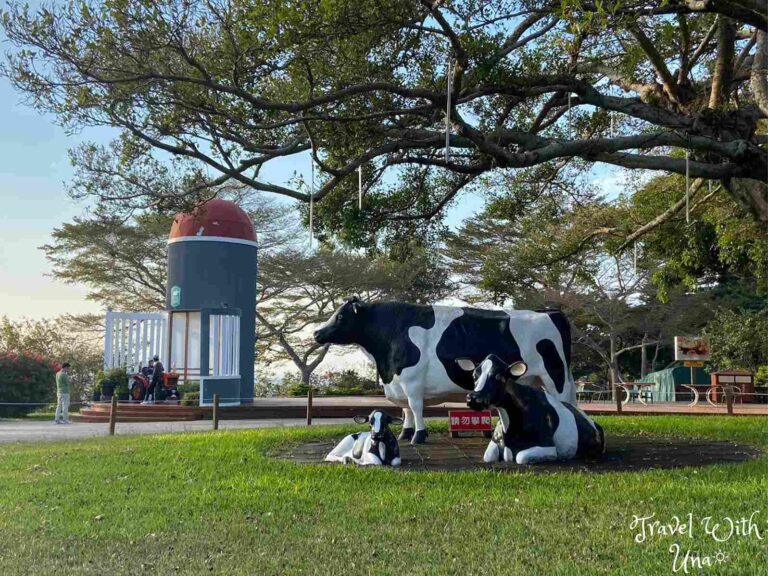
0;352;57;417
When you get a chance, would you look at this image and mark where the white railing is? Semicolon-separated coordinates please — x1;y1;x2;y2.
209;313;240;377
104;311;168;372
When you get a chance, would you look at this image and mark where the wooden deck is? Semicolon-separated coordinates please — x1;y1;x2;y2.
74;396;768;422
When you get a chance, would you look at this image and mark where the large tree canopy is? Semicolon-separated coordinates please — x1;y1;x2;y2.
2;0;766;245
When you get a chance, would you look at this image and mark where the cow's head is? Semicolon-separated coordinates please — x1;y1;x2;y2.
456;354;528;410
313;295;366;345
353;410;403;441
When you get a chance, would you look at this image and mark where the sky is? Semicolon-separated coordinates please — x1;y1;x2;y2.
0;21;624;323
0;64;489;322
0;74;107;320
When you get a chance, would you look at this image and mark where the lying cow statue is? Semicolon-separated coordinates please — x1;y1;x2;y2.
325;410;403;466
458;355;605;465
315;296;577;444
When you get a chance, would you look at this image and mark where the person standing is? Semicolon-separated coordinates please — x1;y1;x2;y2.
146;355;164;404
54;362;72;424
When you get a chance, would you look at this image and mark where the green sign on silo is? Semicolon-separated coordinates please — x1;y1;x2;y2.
170;285;182;308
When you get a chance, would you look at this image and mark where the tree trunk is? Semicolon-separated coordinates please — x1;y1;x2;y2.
725;178;768;224
609;335;619;400
651;336;662;374
709;16;736;108
303;369;313;426
640;333;648;380
751;30;768;117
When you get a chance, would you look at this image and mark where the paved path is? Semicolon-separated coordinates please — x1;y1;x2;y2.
0;417;352;445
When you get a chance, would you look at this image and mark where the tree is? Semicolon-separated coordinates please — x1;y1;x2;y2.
0;351;56;417
705;308;768;372
43;211;171;312
1;0;766;252
443;188;716;383
43;193;453;388
42;192;299;311
547;172;768;301
0;315;103;403
257;246;453;385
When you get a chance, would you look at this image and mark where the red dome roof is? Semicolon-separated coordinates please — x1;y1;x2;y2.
169;198;256;243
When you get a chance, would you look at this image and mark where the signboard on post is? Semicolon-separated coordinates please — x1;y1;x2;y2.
674;336;710;361
449;409;493;438
676;336;710;389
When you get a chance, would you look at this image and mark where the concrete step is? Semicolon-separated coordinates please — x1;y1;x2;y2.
85;404;198;415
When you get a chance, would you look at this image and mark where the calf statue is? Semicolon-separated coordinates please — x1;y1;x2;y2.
457;355;605;464
325;410;403;466
315;296;577;444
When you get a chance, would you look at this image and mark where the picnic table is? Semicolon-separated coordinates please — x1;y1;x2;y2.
616;382;656;406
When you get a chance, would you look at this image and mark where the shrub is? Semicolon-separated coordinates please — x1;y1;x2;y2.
0;352;57;417
327;369;379;395
756;366;768;388
97;367;129;399
92;370;105;393
181;391;200;406
280;370;382;397
104;367;128;388
177;380;200;395
286;382;311;397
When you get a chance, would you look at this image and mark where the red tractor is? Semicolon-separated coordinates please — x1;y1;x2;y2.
129;366;180;402
129;366;153;402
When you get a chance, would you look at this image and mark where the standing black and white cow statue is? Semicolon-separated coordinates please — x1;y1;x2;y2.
325;410;403;466
459;354;605;464
314;296;576;444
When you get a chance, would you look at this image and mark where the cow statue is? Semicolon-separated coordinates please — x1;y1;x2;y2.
314;296;577;444
458;354;605;464
325;410;403;466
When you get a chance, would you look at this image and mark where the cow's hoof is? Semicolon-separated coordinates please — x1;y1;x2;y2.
411;429;428;444
398;427;415;441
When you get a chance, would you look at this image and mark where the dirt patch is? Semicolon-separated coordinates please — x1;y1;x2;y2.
274;433;761;473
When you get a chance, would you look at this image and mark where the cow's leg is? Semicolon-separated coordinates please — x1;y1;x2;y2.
483;441;501;463
324;433;358;463
515;445;558;465
398;408;415;441
408;397;428;444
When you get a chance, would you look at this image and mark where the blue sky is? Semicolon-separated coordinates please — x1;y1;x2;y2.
0;67;622;321
0;56;489;321
0;71;486;321
0;74;110;319
0;18;623;322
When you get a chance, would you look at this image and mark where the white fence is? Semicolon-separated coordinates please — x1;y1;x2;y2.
104;311;168;372
209;313;240;377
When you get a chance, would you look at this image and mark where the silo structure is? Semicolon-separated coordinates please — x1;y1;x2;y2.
166;199;257;405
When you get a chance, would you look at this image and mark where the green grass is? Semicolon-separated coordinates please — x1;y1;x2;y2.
0;416;767;575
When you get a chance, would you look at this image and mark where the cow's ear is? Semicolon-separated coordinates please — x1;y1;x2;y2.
455;358;476;372
353;415;369;424
507;361;528;377
390;417;404;426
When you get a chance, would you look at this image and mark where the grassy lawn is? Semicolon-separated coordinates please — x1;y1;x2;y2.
0;416;766;575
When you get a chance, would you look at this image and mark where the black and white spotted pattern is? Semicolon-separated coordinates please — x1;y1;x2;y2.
325;410;403;466
314;297;576;444
462;354;605;464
